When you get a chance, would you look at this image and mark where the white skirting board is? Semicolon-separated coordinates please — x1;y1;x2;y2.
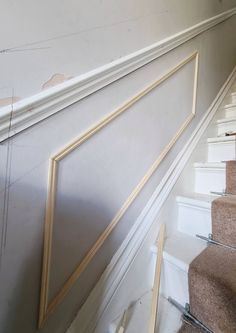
67;65;236;333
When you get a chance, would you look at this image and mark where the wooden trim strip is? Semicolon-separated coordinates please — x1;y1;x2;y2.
38;52;199;328
149;224;165;333
0;7;235;143
66;65;236;333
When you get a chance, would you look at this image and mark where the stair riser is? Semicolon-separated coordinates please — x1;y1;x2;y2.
230;94;236;104
178;204;211;237
207;142;235;162
194;168;225;194
161;261;189;306
217;121;236;135
224;107;236;118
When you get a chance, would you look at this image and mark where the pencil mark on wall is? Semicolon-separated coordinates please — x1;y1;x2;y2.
0;46;51;54
0;9;167;54
0;159;46;196
0;91;15;268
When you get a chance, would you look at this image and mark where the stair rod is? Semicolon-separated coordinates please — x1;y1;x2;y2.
210;190;236;196
196;234;236;251
168;297;213;333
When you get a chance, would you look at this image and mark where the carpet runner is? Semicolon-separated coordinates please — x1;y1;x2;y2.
178;160;236;332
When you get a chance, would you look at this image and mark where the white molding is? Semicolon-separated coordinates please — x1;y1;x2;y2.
1;8;236;143
194;162;226;169
67;65;236;333
207;136;235;143
39;52;199;328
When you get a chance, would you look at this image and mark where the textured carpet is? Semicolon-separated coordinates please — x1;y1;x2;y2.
226;160;236;194
212;196;236;248
189;245;236;333
178;161;236;333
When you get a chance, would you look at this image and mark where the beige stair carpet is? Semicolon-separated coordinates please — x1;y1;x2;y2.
226;160;236;194
178;161;236;333
188;245;236;333
212;196;236;248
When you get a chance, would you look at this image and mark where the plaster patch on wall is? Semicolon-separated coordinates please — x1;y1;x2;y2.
0;96;21;107
42;74;73;90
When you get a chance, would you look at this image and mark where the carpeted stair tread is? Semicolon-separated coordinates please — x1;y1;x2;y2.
226;160;236;194
178;322;205;333
212;196;236;247
189;245;236;333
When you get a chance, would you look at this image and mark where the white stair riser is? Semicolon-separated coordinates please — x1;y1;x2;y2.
207;142;235;162
161;260;189;306
178;204;211;237
217;121;236;135
230;94;236;104
224;107;236;118
194;168;225;194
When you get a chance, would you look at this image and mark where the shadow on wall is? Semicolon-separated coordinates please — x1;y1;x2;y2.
0;180;44;333
0;178;118;333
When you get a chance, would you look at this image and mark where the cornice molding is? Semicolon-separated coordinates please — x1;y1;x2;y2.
0;7;235;142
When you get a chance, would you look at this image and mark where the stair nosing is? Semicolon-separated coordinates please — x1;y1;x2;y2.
163;251;189;272
207;136;235;143
194;162;225;169
152;233;207;273
224;102;236;109
176;195;212;209
217;116;236;125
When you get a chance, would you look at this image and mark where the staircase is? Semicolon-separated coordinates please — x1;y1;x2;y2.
97;83;236;333
162;86;236;332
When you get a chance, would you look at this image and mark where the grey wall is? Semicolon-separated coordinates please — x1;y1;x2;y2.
0;3;236;333
1;0;236;101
